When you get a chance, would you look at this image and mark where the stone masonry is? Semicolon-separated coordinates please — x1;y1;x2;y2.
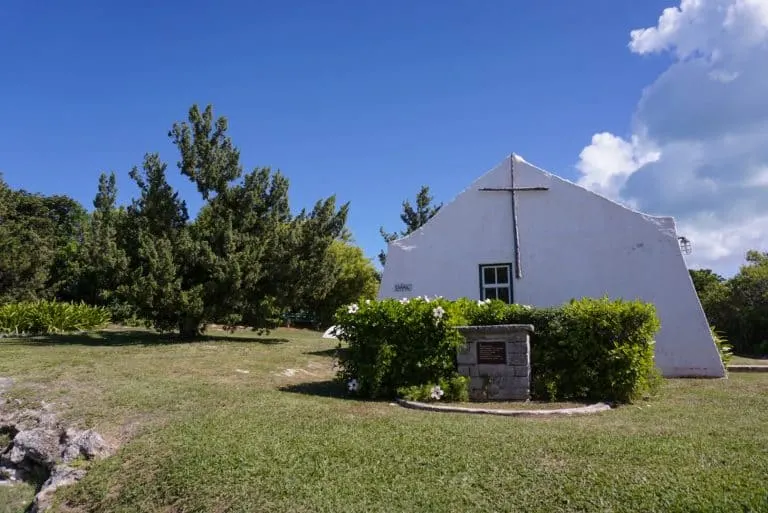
455;324;533;401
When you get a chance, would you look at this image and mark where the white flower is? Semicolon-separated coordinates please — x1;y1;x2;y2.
521;304;532;310
477;298;492;306
421;295;431;303
430;385;444;400
347;303;359;314
347;379;359;392
432;306;446;320
399;298;410;304
485;298;492;304
365;299;371;305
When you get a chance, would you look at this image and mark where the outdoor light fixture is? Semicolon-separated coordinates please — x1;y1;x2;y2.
678;236;692;255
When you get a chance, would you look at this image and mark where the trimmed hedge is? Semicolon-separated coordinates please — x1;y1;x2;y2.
334;296;661;404
333;297;467;400
460;297;661;402
0;300;111;335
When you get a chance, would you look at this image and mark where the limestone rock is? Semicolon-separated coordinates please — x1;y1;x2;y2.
37;413;59;430
62;429;111;462
0;382;113;511
30;464;87;513
8;428;61;468
2;409;47;432
0;464;20;482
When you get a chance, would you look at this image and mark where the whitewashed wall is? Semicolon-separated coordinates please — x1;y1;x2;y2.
379;155;725;378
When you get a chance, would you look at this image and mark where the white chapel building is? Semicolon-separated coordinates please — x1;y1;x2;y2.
378;154;725;378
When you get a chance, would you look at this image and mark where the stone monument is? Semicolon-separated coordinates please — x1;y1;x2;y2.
455;324;533;401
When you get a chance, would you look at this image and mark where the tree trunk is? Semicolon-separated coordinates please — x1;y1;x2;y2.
178;317;201;340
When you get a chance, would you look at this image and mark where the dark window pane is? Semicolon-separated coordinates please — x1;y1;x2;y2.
497;287;510;304
484;287;497;300
483;267;496;285
496;266;509;284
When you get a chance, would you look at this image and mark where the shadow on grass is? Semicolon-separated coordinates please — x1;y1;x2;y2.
303;347;345;358
279;380;366;402
0;329;289;347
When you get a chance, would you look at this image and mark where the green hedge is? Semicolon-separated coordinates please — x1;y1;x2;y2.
334;296;661;404
333;297;467;400
0;300;111;335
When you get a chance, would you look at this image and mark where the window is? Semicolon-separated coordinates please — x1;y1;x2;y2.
479;264;512;304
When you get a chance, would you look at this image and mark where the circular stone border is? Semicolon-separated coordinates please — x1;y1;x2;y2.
727;365;768;373
395;398;612;417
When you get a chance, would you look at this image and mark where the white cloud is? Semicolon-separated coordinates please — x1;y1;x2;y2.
576;0;768;275
576;133;659;200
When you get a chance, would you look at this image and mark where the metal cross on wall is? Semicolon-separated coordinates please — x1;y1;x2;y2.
478;157;549;279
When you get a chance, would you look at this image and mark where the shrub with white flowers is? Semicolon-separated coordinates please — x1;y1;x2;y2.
333;296;467;400
333;296;660;404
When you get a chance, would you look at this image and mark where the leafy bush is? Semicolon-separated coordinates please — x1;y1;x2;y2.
334;297;466;399
335;296;661;404
397;376;470;402
711;326;733;366
461;297;661;403
0;300;111;335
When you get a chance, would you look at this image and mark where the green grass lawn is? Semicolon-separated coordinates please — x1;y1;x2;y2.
731;355;768;366
1;328;767;513
0;483;36;513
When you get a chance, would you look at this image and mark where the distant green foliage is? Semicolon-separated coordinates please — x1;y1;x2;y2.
336;296;661;404
0;300;110;335
308;241;379;327
690;251;768;356
0;176;87;303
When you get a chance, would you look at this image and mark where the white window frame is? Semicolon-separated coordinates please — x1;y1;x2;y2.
479;263;512;303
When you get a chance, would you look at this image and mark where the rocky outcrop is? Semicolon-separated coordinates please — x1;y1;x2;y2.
0;376;114;512
32;465;88;512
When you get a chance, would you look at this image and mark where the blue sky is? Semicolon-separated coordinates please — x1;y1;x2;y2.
4;1;764;275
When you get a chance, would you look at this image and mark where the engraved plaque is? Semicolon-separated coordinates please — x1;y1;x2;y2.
476;341;507;364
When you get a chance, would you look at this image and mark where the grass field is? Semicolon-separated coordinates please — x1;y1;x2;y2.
1;328;767;512
731;354;768;366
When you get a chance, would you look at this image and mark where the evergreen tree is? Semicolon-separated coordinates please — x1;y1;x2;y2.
120;153;199;337
118;103;351;337
379;185;441;266
60;172;130;312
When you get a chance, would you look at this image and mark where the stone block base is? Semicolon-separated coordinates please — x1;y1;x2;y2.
456;324;533;402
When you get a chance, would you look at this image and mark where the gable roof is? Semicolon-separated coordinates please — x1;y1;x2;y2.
391;153;677;246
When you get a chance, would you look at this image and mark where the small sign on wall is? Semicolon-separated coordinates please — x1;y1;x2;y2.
394;283;413;292
477;341;507;364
